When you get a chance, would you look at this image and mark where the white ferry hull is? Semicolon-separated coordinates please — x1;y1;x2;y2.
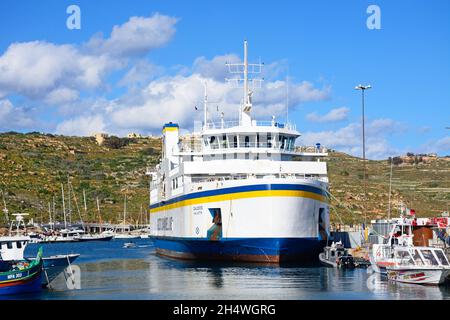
149;181;329;263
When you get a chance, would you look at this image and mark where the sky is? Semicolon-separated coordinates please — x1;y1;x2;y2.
0;0;449;159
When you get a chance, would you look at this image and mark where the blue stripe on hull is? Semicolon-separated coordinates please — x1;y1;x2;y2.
152;237;325;263
150;183;327;210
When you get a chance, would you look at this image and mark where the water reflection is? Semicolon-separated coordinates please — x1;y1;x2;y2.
23;241;450;300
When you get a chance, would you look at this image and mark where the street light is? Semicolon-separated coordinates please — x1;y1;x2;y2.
355;84;372;227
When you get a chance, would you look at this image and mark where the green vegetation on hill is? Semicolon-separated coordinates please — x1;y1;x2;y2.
0;133;161;225
0;133;448;225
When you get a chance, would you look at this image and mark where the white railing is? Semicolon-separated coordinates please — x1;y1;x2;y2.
190;173;324;185
204;120;296;131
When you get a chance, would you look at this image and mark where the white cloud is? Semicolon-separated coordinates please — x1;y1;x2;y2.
192;54;240;81
44;88;79;105
56;115;106;136
306;107;349;123
421;136;450;156
86;13;178;57
0;41;119;101
300;118;402;160
118;60;164;87
0;99;37;130
104;67;330;133
0;13;177;103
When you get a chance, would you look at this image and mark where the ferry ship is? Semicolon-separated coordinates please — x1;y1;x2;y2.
148;41;330;263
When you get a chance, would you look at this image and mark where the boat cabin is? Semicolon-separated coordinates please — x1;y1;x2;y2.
0;236;30;261
393;247;450;267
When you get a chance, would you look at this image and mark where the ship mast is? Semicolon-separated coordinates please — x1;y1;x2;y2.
241;40;252;125
226;40;263;126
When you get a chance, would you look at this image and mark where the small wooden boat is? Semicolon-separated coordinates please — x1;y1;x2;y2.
0;247;43;295
386;246;450;285
319;241;355;268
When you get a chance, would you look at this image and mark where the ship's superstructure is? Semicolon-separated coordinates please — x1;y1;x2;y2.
148;41;330;263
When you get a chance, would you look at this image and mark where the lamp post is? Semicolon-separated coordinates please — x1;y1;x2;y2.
355;84;371;226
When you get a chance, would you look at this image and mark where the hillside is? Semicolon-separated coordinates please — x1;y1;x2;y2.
0;132;449;225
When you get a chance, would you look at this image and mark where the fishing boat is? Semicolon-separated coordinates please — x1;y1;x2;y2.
0;214;80;287
0;247;43;295
148;41;330;263
370;215;415;274
386;246;450;285
319;241;355;268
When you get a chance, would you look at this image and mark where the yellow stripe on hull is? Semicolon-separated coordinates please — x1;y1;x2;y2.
150;190;327;214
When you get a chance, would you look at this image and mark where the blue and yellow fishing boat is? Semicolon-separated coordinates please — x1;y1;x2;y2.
0;247;43;295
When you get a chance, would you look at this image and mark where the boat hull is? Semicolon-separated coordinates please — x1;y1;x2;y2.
76;235;113;242
387;268;450;285
0;260;43;295
41;254;80;286
153;237;325;263
150;181;329;264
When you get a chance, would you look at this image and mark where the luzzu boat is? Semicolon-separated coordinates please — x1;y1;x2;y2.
148;41;330;263
0;247;43;295
0;214;80;287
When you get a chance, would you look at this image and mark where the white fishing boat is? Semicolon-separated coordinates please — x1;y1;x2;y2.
370;215;415;274
386;246;450;285
148;41;330;263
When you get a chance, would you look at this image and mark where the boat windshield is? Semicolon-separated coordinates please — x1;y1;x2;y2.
396;250;414;266
434;250;449;266
412;250;425;266
421;249;439;266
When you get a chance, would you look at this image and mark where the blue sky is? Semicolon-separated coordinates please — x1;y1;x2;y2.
0;0;449;159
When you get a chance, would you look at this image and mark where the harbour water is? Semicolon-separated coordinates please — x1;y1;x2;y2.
19;239;450;300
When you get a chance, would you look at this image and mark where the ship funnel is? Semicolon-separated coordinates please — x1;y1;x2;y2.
162;122;179;165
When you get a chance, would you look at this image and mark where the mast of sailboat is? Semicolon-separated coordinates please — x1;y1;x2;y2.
52;195;55;231
68;181;85;231
67;176;72;225
83;189;87;214
1;190;9;224
123;190;127;231
388;157;394;220
61;183;67;229
48;201;53;230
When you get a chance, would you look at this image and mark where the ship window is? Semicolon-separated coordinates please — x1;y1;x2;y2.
421;250;439;266
267;133;272;148
244;136;250;148
16;241;22;249
234;153;237;159
210;136;218;149
413;250;424;265
256;133;260;147
223;154;226;160
434;250;449;266
245;153;249;159
222;135;227;148
233;136;238;148
7;242;12;249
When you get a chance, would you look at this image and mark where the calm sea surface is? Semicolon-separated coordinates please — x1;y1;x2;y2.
15;239;450;300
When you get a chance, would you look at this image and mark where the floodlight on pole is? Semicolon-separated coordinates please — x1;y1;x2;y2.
355;84;372;227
